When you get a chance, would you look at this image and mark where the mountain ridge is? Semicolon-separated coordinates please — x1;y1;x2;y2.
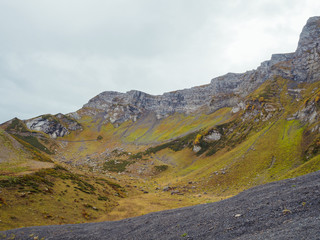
70;16;320;126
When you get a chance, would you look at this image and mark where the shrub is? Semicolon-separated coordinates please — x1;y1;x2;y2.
103;160;133;172
154;165;168;172
5;118;29;132
98;195;109;201
129;152;143;160
194;134;202;145
0;197;6;207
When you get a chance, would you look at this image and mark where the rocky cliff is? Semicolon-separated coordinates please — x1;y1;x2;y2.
24;114;82;138
75;17;320;125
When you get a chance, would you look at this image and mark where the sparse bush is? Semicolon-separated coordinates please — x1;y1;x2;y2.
103;160;133;172
0;165;96;194
12;134;53;156
154;165;169;172
146;131;198;154
98;195;109;201
5;118;29;132
194;134;202;145
129;152;143;159
0;197;6;207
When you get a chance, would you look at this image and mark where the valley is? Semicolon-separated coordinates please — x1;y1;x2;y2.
0;16;320;238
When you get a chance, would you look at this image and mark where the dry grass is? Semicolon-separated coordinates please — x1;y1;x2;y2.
97;192;227;222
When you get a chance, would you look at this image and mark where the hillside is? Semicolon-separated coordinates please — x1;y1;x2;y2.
0;16;320;233
2;170;319;239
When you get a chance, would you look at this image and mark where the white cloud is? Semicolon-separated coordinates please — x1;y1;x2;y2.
1;0;320;122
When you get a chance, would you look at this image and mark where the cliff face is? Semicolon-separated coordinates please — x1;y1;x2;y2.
76;17;320;125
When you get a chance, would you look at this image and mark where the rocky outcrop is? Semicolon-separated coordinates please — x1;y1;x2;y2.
204;130;221;142
288;93;320;124
77;17;320;125
25;114;82;138
293;16;320;82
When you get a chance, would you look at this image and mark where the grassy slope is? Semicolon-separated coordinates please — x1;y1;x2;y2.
0;127;129;230
65;107;233;144
0;129;54;178
1;78;319;230
148;78;320;196
0;166;127;231
47;78;320;224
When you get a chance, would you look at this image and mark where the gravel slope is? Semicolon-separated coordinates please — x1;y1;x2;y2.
1;171;320;240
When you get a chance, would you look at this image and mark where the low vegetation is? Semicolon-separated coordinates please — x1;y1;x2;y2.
0;165;126;230
13;134;53;154
103;160;134;172
154;165;169;172
5;118;29;133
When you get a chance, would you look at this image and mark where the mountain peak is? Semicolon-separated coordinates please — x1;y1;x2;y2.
297;16;320;54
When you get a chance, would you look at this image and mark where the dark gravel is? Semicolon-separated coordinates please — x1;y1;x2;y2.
1;171;320;240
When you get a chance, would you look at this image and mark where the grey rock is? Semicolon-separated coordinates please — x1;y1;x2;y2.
204;130;221;142
24;114;82;138
289;100;318;123
170;190;180;195
193;145;201;153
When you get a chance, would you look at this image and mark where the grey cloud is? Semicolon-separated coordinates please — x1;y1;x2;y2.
1;0;320;123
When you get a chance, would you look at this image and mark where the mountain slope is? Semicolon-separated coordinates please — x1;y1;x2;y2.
0;16;320;232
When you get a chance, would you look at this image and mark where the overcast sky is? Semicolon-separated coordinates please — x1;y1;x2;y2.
1;0;320;123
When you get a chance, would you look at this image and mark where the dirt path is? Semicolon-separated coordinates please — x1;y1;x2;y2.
2;171;320;240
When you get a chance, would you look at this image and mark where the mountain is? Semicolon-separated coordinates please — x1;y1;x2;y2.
70;17;320;125
0;16;320;233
